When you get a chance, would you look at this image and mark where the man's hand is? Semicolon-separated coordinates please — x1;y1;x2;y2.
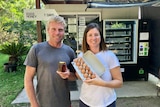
56;69;70;79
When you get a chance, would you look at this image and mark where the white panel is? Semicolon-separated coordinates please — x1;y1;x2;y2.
101;7;139;19
45;4;139;19
24;9;58;21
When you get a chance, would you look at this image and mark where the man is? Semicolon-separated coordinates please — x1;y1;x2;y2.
24;15;77;107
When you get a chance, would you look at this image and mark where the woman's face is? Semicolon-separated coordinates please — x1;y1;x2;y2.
86;28;101;49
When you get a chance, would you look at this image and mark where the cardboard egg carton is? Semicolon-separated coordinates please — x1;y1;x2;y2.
72;51;105;80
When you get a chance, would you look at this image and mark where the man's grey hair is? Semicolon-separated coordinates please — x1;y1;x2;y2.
46;15;66;30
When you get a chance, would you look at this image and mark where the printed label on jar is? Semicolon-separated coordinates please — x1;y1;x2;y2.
58;61;66;72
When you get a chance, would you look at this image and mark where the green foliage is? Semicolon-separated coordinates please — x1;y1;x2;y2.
0;54;26;107
111;22;125;28
0;28;19;44
0;0;38;45
0;1;45;106
0;42;29;56
0;42;29;65
0;0;35;31
0;53;9;69
0;65;25;107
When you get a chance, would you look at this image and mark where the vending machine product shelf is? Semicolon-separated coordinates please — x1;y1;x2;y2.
103;19;150;81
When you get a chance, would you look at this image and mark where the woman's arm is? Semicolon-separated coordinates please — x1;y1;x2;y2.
84;66;123;88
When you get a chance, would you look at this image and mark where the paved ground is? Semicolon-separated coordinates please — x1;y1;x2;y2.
72;96;160;107
11;96;160;107
11;73;160;107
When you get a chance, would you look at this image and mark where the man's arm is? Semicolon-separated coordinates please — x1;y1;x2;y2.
24;66;40;107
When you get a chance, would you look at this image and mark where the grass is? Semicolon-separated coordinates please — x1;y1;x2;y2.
0;53;25;107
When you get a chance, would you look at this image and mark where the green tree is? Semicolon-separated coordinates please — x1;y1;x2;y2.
0;0;42;69
0;0;38;45
0;0;35;30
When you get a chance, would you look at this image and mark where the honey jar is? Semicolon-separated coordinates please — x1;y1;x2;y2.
58;61;66;72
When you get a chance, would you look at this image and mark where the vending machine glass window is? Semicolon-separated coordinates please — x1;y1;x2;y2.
103;19;138;64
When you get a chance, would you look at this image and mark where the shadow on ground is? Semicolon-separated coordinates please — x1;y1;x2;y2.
116;96;160;107
71;96;160;107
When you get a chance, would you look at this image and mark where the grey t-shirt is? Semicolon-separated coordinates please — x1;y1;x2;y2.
24;41;76;107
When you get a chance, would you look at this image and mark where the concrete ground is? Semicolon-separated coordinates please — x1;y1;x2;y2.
11;73;160;107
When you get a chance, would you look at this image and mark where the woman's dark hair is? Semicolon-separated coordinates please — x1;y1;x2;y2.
82;23;107;53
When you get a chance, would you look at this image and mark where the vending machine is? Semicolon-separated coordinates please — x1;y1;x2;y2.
136;19;150;81
103;19;150;81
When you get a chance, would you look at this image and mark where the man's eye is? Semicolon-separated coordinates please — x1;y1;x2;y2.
59;29;64;32
51;28;55;31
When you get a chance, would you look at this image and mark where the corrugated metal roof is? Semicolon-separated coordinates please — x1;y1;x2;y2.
41;0;159;4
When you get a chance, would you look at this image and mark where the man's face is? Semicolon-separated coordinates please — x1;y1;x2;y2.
47;21;65;43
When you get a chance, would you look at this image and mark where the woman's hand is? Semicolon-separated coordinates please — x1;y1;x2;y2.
84;66;123;88
83;74;103;86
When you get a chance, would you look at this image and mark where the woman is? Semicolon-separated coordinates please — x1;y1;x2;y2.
78;23;123;107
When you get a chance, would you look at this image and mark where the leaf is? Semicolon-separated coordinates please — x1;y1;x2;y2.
0;42;29;57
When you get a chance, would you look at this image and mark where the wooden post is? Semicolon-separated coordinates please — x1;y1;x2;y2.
36;0;42;42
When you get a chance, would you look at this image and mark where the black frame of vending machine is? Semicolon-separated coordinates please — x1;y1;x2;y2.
103;19;150;81
122;19;150;81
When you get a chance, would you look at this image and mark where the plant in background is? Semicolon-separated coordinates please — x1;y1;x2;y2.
0;42;29;66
